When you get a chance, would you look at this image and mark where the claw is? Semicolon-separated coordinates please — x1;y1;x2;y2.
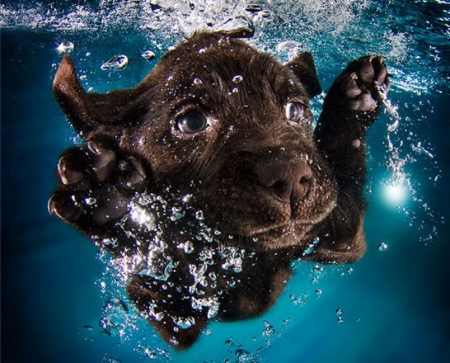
87;141;117;182
358;60;375;87
345;73;362;98
48;194;83;222
47;196;57;215
372;57;388;85
86;140;101;155
57;156;84;185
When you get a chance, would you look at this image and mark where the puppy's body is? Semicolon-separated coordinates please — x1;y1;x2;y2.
49;32;389;349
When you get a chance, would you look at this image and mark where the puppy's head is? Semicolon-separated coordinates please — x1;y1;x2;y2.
53;32;336;251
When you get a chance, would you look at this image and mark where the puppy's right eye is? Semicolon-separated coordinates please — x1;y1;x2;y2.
177;111;208;134
285;102;304;123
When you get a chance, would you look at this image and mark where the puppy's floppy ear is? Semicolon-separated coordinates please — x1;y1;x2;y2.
53;55;143;135
286;52;322;98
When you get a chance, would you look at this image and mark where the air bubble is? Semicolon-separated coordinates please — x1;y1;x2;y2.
217;16;255;38
290;293;308;306
235;348;256;362
172;316;195;329
208;271;216;281
141;346;157;359
100;55;128;70
195;210;204;220
85;197;96;206
179;240;194;254
135;247;175;281
336;309;344;323
378;242;388;252
225;338;234;347
101;357;121;363
199;247;215;264
102;238;118;248
313;264;323;272
245;4;263;12
232;75;243;83
276;40;303;61
148;303;164;322
141;50;155;61
262;320;275;337
220;246;243;273
193;77;203;85
191;296;219;319
303;244;315;255
99;298;129;337
56;41;74;53
170;206;183;221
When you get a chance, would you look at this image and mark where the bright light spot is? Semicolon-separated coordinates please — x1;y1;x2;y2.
130;202;156;229
56;41;74;54
383;183;408;205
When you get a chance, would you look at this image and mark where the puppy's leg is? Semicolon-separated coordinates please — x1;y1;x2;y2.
48;137;147;256
49;140;210;349
306;56;389;263
127;274;209;351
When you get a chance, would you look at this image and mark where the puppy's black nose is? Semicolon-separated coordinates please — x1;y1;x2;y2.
256;161;313;202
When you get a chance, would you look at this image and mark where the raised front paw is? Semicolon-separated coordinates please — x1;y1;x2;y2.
48;139;147;230
340;56;389;112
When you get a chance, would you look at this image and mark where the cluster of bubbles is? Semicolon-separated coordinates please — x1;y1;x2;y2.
134;345;172;361
216;318;291;362
380;92;444;244
90;188;261;355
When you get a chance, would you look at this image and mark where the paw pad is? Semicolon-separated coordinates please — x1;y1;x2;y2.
49;140;147;227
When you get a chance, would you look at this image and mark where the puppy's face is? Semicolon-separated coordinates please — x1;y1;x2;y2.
124;34;337;250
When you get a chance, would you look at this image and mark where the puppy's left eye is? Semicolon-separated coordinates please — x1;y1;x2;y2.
178;111;208;134
285;102;304;123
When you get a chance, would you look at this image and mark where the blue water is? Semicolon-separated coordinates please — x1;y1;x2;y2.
1;1;449;362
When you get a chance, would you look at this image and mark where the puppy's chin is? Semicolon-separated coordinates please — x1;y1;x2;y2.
201;191;336;251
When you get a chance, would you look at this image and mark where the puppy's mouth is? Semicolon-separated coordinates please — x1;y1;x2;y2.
246;220;314;246
199;175;336;250
228;202;329;250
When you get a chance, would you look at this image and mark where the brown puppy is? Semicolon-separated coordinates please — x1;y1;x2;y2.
49;32;389;349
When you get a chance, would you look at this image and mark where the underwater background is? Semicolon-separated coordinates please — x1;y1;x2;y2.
1;0;449;362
